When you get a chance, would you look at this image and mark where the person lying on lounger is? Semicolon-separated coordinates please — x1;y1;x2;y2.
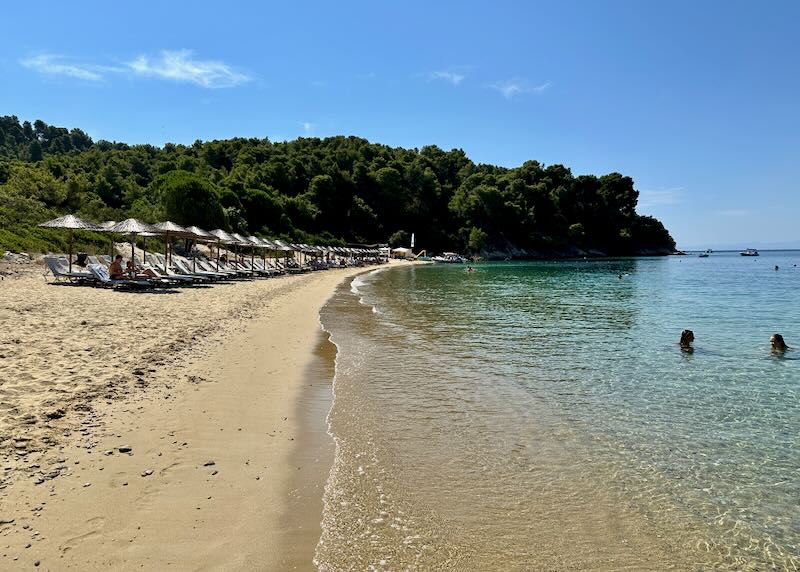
125;259;158;279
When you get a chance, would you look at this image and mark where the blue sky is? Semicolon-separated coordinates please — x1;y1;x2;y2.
2;0;798;249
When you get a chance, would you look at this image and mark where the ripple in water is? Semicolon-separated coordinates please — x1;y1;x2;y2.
317;255;800;570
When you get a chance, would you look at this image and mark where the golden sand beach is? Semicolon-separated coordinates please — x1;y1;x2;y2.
0;258;391;570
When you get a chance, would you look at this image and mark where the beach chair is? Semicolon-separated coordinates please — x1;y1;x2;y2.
44;256;94;283
147;254;210;283
87;264;155;290
173;257;227;281
195;258;238;278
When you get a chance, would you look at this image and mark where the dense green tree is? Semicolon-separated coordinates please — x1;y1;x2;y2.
152;170;227;230
0;115;676;256
468;227;488;253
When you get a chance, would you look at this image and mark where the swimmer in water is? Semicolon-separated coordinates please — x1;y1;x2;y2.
679;329;695;353
770;333;788;353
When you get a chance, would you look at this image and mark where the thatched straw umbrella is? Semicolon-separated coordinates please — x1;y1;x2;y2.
38;214;100;273
105;218;160;264
153;221;193;273
209;229;236;271
185;226;214;272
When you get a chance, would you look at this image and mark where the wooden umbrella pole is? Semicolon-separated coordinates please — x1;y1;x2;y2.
69;230;73;273
163;234;169;273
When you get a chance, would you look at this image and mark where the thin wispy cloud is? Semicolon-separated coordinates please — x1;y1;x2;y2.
301;122;316;135
21;50;250;89
490;78;550;99
638;187;685;209
429;70;466;86
716;208;750;217
19;54;107;81
126;50;250;88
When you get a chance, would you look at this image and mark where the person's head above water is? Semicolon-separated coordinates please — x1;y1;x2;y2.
679;329;694;347
770;333;788;351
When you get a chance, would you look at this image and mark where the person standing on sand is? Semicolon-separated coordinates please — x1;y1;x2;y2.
679;329;695;353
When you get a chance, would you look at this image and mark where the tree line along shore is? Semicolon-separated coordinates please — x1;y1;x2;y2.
0;115;675;258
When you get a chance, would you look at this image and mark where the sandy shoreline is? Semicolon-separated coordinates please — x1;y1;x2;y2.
0;260;397;570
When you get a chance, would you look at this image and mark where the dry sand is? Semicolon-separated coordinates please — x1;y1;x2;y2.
0;259;389;570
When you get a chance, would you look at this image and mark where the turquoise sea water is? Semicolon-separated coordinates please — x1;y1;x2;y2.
317;253;799;570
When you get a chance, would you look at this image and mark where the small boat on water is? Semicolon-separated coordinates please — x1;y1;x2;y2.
432;252;467;264
740;248;759;257
698;249;712;258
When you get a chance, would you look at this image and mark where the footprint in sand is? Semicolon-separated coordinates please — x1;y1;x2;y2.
59;516;106;554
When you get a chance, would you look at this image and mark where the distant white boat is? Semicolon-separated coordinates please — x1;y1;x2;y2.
432;252;467;264
740;248;759;257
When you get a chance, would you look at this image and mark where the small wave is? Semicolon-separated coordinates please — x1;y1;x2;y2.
350;275;367;294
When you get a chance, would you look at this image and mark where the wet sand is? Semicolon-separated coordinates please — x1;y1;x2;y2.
0;260;394;570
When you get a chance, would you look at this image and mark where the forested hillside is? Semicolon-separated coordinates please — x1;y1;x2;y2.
0;115;675;256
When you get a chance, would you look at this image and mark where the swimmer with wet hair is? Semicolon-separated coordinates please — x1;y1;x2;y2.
679;329;695;352
770;333;788;352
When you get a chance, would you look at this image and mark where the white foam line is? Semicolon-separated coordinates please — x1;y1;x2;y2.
314;310;344;571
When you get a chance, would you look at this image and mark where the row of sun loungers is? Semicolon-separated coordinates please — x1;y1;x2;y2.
44;253;385;290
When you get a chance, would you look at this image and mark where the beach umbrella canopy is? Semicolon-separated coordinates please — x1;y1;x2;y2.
107;218;159;235
39;214;100;273
103;219;161;265
228;233;250;267
184;226;214;271
154;221;193;272
186;226;214;240
209;229;236;270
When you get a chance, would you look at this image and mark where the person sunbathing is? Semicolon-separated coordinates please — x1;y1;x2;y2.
109;255;125;279
125;259;157;279
770;333;789;353
679;329;694;353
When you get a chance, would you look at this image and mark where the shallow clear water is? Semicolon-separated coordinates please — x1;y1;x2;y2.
317;253;800;570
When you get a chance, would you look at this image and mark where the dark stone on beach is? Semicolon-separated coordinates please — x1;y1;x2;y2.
211;470;218;476
34;560;40;567
0;519;14;525
118;446;132;453
203;460;215;467
45;408;65;420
